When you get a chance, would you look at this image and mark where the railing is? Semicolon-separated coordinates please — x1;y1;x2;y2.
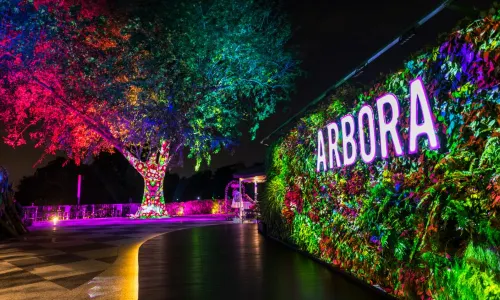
22;203;140;223
22;199;237;223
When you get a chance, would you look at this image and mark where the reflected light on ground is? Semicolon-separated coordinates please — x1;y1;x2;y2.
118;243;141;300
8;216;226;300
84;241;142;300
112;232;173;300
87;276;120;298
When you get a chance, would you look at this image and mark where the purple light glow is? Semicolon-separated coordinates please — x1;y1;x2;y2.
30;215;229;230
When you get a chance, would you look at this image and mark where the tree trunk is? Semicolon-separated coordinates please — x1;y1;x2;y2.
124;141;171;218
0;190;28;239
139;166;166;215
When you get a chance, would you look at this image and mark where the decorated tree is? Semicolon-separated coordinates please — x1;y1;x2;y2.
0;0;299;217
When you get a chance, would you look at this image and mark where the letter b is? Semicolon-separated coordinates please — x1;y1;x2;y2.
341;114;357;166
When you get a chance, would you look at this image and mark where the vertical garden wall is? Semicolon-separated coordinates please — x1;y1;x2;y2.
262;10;500;300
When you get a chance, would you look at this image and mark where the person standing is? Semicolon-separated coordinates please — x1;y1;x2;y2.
231;190;243;222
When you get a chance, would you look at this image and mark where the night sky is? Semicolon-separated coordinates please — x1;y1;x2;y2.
0;0;494;186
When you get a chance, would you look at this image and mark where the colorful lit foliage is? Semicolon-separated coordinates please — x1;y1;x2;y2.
0;0;299;217
262;10;500;300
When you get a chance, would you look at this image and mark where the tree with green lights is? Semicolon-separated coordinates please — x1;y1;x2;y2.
0;0;299;217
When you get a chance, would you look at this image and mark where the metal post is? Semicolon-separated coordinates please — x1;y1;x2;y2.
254;179;258;202
239;178;243;223
77;175;82;207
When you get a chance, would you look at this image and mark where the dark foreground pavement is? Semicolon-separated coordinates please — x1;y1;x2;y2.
139;223;388;300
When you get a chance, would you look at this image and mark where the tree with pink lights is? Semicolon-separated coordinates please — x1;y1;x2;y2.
0;0;299;218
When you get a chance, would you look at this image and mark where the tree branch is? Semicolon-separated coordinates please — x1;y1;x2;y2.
31;76;127;155
205;85;230;92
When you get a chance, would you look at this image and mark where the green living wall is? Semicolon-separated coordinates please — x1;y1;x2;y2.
262;10;500;300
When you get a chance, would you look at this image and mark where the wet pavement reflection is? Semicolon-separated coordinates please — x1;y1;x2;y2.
139;224;388;300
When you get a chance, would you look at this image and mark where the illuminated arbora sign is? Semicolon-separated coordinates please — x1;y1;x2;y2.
316;78;440;172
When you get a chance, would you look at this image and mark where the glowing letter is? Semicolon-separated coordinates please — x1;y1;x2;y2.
376;94;404;158
358;105;376;163
317;129;327;172
341;114;357;166
327;122;342;168
409;78;440;153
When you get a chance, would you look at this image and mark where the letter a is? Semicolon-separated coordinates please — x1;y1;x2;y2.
409;78;440;153
317;129;327;172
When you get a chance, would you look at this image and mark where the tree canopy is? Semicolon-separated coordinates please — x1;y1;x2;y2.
0;0;300;169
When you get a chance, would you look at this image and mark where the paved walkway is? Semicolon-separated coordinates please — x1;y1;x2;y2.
139;224;389;300
0;216;229;300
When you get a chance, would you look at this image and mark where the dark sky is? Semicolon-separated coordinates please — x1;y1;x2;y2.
0;0;494;185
